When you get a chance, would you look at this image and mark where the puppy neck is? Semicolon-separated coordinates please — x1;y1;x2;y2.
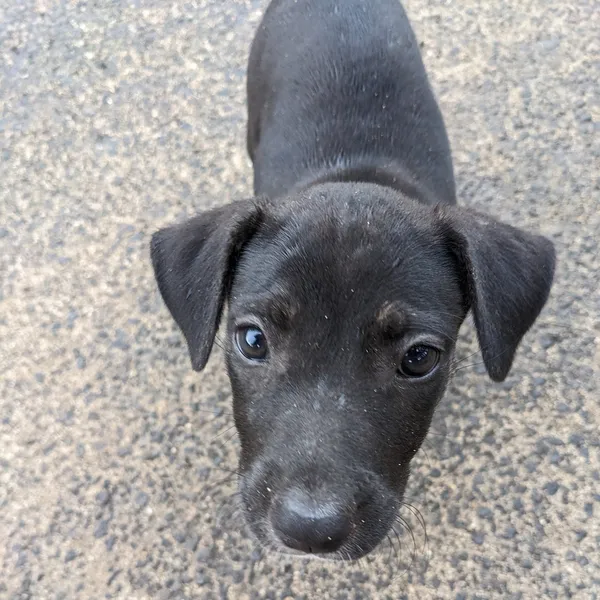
294;160;438;206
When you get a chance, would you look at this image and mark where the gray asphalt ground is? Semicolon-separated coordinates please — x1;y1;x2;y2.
1;0;598;598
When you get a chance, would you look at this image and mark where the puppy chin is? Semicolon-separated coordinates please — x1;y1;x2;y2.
237;460;404;561
240;493;397;561
245;519;386;562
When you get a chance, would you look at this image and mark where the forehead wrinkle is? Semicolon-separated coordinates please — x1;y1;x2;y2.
240;290;298;327
371;300;458;341
276;231;388;297
267;294;298;329
376;300;406;322
402;309;461;346
373;300;407;335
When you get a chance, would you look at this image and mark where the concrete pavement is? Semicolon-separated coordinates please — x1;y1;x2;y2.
1;0;598;598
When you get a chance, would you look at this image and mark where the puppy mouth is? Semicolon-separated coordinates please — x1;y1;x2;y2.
242;508;398;561
238;473;401;561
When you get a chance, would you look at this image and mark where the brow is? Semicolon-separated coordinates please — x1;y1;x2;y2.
243;293;298;330
375;301;408;334
373;301;455;344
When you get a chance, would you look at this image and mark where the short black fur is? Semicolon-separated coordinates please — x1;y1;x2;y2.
151;0;555;560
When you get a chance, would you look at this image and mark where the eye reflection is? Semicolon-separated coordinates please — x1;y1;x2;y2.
398;345;439;378
236;326;268;360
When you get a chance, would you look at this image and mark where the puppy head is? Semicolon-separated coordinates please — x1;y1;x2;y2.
151;183;555;559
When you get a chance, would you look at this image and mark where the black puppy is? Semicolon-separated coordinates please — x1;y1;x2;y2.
151;0;555;560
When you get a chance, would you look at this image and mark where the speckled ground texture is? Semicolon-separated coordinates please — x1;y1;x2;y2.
1;0;598;598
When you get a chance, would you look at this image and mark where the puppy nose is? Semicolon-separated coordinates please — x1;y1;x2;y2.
272;490;352;554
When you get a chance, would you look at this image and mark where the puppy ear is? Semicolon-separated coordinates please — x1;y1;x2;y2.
150;200;263;371
436;206;555;382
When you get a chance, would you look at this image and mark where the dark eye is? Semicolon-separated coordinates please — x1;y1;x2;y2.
235;326;268;360
398;345;440;378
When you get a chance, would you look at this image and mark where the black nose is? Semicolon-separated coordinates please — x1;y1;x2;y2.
271;489;353;554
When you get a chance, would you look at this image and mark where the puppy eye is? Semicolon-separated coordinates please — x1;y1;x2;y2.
398;345;440;378
236;326;268;360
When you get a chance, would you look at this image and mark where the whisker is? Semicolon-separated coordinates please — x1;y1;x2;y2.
210;471;238;487
449;358;489;376
191;408;234;417
351;539;367;563
211;424;237;440
387;519;414;580
418;444;433;469
402;502;426;531
403;500;432;575
535;321;596;335
449;344;513;377
210;465;240;477
384;533;394;563
212;335;227;352
423;327;459;343
450;347;482;367
391;524;403;560
424;427;447;438
405;321;460;343
426;309;470;321
396;514;417;561
213;430;241;455
401;501;428;550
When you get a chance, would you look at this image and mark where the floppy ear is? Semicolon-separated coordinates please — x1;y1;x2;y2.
436;206;556;382
150;200;263;371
